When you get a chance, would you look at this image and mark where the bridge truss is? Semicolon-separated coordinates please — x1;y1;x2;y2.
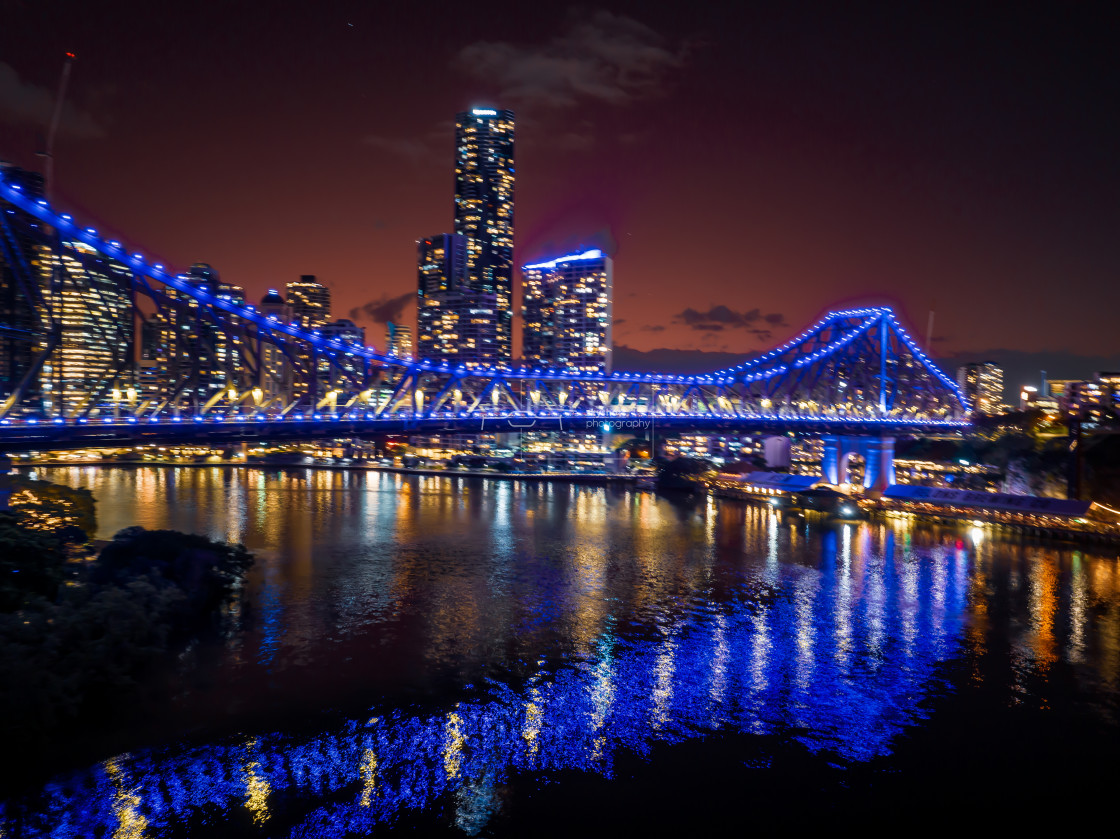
0;175;969;450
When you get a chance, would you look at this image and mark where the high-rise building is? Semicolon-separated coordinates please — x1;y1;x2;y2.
154;263;245;409
956;361;1004;414
286;275;331;329
454;108;515;361
416;233;498;365
0;163;45;409
258;288;293;405
522;249;613;373
386;322;413;359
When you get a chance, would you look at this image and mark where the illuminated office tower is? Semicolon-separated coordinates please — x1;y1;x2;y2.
257;288;294;404
454;108;515;362
33;243;135;417
385;321;413;358
416;233;498;365
522;249;613;373
286;275;331;328
0;163;45;407
154;263;245;409
956;361;1004;414
317;318;366;402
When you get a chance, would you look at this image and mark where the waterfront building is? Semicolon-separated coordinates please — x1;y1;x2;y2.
36;241;135;417
317;318;366;403
956;361;1004;414
154;263;245;409
0;163;46;409
1060;372;1120;420
522;249;612;373
258;288;293;405
385;322;413;359
454;108;515;362
286;275;331;329
416;233;498;365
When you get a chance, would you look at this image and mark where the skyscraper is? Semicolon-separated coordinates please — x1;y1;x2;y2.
0;163;45;408
416;232;498;365
154;263;245;408
454;108;515;361
286;275;331;329
385;322;413;359
522;249;613;373
956;361;1004;414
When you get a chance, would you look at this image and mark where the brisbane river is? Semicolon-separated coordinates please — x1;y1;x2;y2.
4;465;1120;836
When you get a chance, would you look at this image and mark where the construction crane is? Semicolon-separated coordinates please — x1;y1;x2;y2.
37;52;76;198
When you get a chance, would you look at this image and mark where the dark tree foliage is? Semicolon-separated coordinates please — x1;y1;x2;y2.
0;520;253;774
0;512;70;610
93;527;253;626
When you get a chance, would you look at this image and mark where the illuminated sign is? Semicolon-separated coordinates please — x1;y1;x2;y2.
472;108;497;116
522;249;605;271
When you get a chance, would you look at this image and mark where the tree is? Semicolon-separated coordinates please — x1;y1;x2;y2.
6;476;96;539
0;512;70;611
92;527;253;623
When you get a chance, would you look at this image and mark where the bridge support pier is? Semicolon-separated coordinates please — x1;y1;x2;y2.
822;435;895;491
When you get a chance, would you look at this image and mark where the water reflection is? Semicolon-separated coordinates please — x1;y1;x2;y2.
2;468;1120;836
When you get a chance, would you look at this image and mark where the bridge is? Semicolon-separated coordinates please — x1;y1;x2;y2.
0;175;969;485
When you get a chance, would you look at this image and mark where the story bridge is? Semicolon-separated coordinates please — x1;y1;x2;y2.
0;175;970;485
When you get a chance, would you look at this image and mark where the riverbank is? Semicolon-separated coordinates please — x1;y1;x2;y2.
711;482;1120;546
16;460;642;484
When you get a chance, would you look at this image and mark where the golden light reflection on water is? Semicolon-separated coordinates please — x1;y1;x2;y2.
359;747;379;807
242;739;271;825
103;758;149;839
444;709;465;779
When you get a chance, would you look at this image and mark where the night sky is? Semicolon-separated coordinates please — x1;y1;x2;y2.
1;0;1118;386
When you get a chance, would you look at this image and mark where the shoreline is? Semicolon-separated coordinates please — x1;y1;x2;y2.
17;460;643;485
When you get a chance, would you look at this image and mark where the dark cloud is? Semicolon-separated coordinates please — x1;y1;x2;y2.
455;10;686;110
613;318;626;325
0;61;105;139
640;324;665;332
362;120;453;163
674;305;786;332
349;292;413;324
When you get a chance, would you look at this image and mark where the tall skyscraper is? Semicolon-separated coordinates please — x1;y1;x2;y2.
154;263;245;408
385;322;413;358
454;108;515;361
2;162;139;418
286;275;331;329
416;232;499;365
956;361;1004;414
522;249;613;373
0;163;45;408
258;289;293;404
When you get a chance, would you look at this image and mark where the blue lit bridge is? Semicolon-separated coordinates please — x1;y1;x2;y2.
0;175;969;485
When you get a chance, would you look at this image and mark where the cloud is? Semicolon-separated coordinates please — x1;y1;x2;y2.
349;292;413;324
455;10;687;110
362;120;453;163
613;318;626;325
0;62;105;139
640;324;665;333
674;305;787;332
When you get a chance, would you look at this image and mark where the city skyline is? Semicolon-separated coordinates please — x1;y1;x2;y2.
0;2;1117;379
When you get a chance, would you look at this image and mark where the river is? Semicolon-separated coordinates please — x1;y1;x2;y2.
3;465;1120;836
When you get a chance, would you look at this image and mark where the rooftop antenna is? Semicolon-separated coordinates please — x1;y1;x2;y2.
925;303;936;350
38;52;76;198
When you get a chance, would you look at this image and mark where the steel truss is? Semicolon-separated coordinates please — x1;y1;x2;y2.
1;177;969;444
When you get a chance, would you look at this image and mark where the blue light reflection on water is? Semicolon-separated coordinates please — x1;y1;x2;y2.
12;516;972;837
